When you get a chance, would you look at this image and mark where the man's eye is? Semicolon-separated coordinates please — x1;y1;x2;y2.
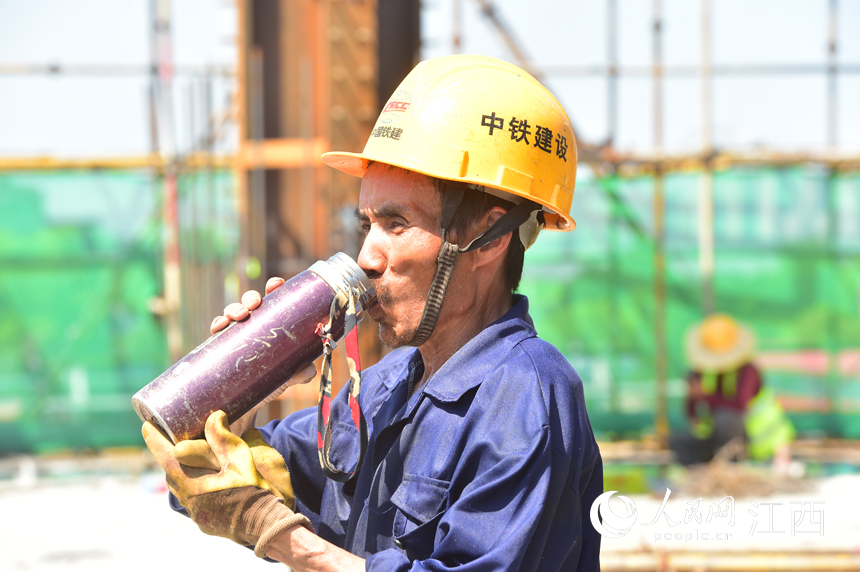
388;220;406;231
359;223;371;234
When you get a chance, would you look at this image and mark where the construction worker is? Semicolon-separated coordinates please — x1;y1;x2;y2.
670;314;794;465
143;55;603;570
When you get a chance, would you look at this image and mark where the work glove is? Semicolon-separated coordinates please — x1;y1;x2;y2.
143;410;313;558
174;427;298;510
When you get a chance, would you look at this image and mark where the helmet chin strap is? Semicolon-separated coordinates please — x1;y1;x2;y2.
406;183;543;347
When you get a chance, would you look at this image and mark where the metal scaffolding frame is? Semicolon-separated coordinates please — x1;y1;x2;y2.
1;0;859;440
468;0;859;443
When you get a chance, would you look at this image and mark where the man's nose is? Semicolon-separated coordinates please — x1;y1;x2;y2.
357;226;386;279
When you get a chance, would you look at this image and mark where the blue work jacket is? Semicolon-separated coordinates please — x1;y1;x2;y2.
259;295;603;571
170;295;603;570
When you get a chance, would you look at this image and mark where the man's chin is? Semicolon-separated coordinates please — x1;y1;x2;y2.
369;306;418;348
375;322;414;349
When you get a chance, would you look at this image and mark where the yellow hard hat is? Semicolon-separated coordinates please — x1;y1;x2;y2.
321;54;577;233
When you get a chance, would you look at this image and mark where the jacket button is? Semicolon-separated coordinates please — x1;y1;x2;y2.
394;538;404;549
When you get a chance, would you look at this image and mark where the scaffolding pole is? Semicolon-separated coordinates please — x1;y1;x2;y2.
652;0;669;445
699;0;715;315
248;46;267;292
537;62;860;77
607;0;618;147
150;0;184;362
0;63;234;76
472;0;541;80
828;0;839;149
453;0;462;54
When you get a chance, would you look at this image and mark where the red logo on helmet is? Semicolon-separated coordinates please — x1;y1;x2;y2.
383;100;410;112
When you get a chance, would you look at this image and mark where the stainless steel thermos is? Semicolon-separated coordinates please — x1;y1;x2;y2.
132;252;376;443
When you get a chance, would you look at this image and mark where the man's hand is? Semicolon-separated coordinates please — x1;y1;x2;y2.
162;417;365;571
144;410;281;506
143;410;312;556
230;361;316;438
174;427;299;510
206;277;316;437
209;277;286;334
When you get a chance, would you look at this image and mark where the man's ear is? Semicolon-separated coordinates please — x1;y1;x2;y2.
471;206;512;270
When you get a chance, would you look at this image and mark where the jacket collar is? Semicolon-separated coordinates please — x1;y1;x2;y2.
416;295;536;403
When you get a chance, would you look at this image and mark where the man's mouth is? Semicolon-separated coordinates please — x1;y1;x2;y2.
368;303;382;321
367;280;390;322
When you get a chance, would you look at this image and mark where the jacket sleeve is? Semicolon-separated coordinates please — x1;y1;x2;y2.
365;341;601;572
258;406;329;529
259;374;367;540
364;426;569;572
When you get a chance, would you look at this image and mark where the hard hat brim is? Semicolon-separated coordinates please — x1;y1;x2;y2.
684;321;756;372
320;151;370;179
320;151;576;231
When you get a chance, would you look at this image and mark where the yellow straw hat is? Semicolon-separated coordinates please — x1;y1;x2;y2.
684;314;756;372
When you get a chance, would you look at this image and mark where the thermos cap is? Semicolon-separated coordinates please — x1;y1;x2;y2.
309;252;377;317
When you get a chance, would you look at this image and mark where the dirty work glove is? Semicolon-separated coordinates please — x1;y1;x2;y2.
143;411;312;557
174;427;298;510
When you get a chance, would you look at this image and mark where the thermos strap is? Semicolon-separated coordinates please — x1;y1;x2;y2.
315;289;369;483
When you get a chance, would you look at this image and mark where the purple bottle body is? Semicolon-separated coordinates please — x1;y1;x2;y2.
132;253;375;443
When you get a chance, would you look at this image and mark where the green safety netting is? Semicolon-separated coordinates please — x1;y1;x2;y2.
0;170;237;453
1;167;859;453
520;167;860;439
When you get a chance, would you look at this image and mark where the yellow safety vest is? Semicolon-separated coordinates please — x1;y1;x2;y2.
692;369;795;460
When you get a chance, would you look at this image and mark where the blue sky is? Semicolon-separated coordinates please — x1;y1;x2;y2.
1;0;858;156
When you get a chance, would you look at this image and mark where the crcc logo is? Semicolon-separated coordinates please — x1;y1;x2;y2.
590;491;638;538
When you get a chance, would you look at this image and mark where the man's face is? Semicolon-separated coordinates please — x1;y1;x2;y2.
356;163;442;347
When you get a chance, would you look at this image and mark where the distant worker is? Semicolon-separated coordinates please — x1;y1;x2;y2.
670;314;794;465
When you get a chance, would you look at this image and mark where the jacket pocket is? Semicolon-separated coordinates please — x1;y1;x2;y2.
389;473;449;560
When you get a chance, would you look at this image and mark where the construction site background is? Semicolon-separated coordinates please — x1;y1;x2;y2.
4;167;860;450
1;1;859;570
